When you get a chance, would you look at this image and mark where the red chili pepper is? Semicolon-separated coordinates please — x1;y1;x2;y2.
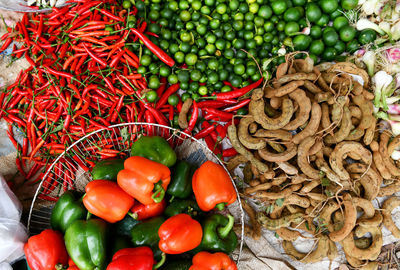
130;28;175;67
222;148;238;158
0;38;12;53
203;108;233;122
194;124;215;139
144;104;169;126
185;100;198;133
156;83;180;109
215;78;263;100
197;100;236;108
222;99;251;112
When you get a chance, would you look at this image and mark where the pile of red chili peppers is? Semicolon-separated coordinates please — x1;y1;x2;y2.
0;0;263;188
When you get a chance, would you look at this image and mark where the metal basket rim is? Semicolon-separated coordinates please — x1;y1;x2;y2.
27;122;245;261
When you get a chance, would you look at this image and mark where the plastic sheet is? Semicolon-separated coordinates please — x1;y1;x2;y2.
0;0;66;12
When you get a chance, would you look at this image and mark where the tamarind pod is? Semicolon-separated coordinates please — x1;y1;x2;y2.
328;62;369;86
344;252;368;269
328;196;357;242
350;105;362;119
238;116;267;150
245;182;273;194
274;73;317;85
329;141;372;180
241;200;262;240
227;125;269;174
347;162;381;191
269;204;285;219
297;217;316;234
303;80;323;94
272;81;304;97
248;122;258;134
316;157;342;186
253;184;302;200
352;81;364;95
349;172;380;201
250;89;294;130
324;106;352;144
327;239;338;261
297;136;320;179
321;103;331;130
276;227;302;241
378;183;400;197
354;237;372;249
270;97;282;109
322;72;351;85
283;235;330;263
351;117;360;126
283;194;310;208
277;161;298;175
300;180;320;193
354;226;383;260
308;138;323;156
283;89;311;131
226;154;247;172
253;129;292;141
314;68;332;93
320;200;340;232
276;62;289;79
249;179;261;187
307;193;327;202
352;95;374;130
267;141;286;153
380;132;400;176
345;128;365;141
315;92;333;103
352;197;375;219
264;86;276;98
261;170;276;181
292;102;322;144
362;90;374;100
382;197;400;238
293;57;314;73
292;174;307;184
258;142;297;162
331;96;347;123
178;98;192;129
285;205;305;214
360;262;379;270
257;212;303;230
358;210;382;227
388;135;400;157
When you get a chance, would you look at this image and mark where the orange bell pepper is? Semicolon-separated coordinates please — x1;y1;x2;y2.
83;180;135;223
131;199;167;220
189;252;237;270
192;161;237;211
117;156;171;205
158;213;203;254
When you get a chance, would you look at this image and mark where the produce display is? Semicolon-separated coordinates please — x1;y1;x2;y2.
227;56;400;268
24;135;239;270
0;0;398;268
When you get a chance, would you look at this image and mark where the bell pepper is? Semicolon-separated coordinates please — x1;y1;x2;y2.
164;199;202;218
24;229;68;270
106;247;164;270
114;215;140;237
189;252;237;270
162;259;192;270
192;161;237;211
65;219;108;270
50;191;87;233
91;159;125;181
193;214;238;254
83;180;135;223
132;200;167;220
167;160;195;199
131;136;177;167
118;156;171;205
130;216;165;260
67;258;79;270
111;236;132;256
158;214;203;254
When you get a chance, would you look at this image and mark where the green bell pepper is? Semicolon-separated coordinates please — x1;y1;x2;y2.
65;219;108;270
130;216;165;260
164;199;202;218
161;258;192;270
50;191;87;233
131;136;177;167
167;160;195;199
113;215;140;237
91;159;125;181
193;214;238;254
111;236;132;256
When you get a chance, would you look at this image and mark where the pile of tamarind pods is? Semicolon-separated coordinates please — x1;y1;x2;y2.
228;56;400;269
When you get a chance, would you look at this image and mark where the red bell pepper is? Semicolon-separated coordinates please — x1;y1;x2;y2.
117;156;171;205
132;199;167;220
83;180;135;223
106;247;164;270
24;229;68;270
192;161;237;211
189;252;237;270
158;213;203;254
67;258;79;270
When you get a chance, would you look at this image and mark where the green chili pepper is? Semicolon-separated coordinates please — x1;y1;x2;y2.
113;215;140;237
167;160;195;199
65;219;108;270
91;159;125;181
164;199;202;218
161;258;192;270
131;136;177;167
50;191;87;233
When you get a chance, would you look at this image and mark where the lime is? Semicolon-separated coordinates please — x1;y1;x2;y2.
330;9;343;19
293;0;307;6
271;1;287;15
306;3;322;23
316;14;329;26
334;40;346;54
320;0;338;13
339;25;356;42
323;29;339;46
309;40;325;55
333;16;349;31
341;0;358;10
293;34;312;50
283;7;302;22
310;25;322;39
358;29;377;45
322;47;337;61
285;22;300;36
346;39;360;53
308;54;318;64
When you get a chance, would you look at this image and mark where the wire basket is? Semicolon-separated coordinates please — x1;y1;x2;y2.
0;0;67;12
27;122;245;263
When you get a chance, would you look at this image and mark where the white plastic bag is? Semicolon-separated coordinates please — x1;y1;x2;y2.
0;175;28;266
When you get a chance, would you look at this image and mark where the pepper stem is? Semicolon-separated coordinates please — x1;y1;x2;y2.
55;264;65;270
152;181;165;203
218;214;235;239
86;211;92;220
153;252;166;269
215;202;226;211
127;211;138;220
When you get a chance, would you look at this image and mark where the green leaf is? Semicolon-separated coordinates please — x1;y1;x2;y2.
121;127;130;142
275;198;284;207
325;190;333;197
321;178;330;187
